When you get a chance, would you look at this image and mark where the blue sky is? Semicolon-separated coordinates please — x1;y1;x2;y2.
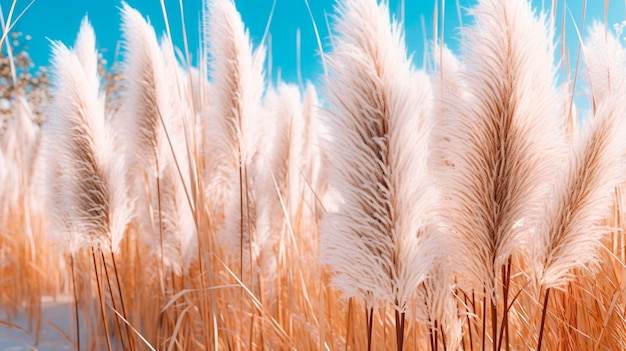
1;0;624;86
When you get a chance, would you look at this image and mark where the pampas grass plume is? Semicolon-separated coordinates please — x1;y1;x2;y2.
119;3;197;274
45;18;132;254
204;0;268;275
203;0;265;213
439;0;565;294
322;0;437;311
535;24;626;290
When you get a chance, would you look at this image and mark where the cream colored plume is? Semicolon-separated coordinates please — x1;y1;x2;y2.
204;0;269;278
321;0;437;310
534;24;626;290
437;0;566;295
119;3;197;275
45;19;132;255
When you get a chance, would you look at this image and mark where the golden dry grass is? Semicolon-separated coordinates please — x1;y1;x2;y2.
1;1;626;350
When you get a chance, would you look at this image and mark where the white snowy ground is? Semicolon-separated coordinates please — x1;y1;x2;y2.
0;296;74;351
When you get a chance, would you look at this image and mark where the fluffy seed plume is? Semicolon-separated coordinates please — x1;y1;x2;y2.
119;3;197;275
1;97;41;210
119;2;167;172
264;83;312;230
430;45;463;173
45;19;132;255
321;0;436;310
584;23;626;108
534;24;626;290
204;0;267;274
438;0;565;295
203;0;265;209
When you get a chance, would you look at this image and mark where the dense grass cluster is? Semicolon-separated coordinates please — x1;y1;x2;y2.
1;0;626;350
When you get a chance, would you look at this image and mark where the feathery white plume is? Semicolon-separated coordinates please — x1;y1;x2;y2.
439;0;566;295
322;0;436;310
203;0;265;214
584;23;626;107
1;97;41;211
535;24;626;290
119;3;197;274
430;45;464;173
204;0;268;276
45;18;132;255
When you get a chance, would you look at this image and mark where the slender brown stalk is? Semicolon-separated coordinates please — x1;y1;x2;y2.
110;252;135;351
169;270;180;348
428;319;435;351
366;306;373;351
100;251;125;350
345;298;353;351
481;292;486;351
490;291;497;351
92;249;113;351
537;288;551;351
441;324;447;351
395;310;405;351
155;161;166;291
239;160;244;280
154;165;167;348
70;256;81;351
434;320;439;351
496;258;511;351
464;291;474;351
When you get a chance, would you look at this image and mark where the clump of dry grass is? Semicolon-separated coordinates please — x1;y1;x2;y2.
1;0;626;350
0;12;56;347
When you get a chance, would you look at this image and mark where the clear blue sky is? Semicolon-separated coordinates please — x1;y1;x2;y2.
1;0;624;85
